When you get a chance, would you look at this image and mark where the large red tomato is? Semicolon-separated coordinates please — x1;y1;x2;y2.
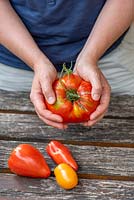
46;69;100;123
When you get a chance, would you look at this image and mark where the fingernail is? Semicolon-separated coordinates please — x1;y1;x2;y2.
48;97;55;104
93;94;100;101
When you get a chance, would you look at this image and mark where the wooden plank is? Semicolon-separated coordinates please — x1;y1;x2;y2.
0;90;134;118
0;113;134;144
0;140;134;177
108;95;134;118
0;174;134;200
0;90;34;112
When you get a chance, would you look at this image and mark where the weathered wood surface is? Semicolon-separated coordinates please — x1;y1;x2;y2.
0;90;134;199
0;90;134;118
0;90;34;112
0;174;134;200
0;113;134;145
0;140;134;177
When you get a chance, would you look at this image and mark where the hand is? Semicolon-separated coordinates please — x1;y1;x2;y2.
73;57;111;126
30;57;67;129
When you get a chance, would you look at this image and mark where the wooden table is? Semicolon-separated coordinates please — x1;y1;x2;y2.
0;89;134;200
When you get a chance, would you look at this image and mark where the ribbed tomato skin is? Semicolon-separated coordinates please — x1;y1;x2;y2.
46;73;99;123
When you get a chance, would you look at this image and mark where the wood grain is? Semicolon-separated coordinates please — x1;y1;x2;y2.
0;174;134;200
0;113;134;144
0;140;134;177
0;91;134;199
0;90;34;112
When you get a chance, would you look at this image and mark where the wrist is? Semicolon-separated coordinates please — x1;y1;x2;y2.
32;52;52;72
76;51;98;67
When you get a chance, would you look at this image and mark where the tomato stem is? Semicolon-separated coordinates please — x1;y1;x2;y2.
63;63;72;75
66;89;80;102
60;63;72;79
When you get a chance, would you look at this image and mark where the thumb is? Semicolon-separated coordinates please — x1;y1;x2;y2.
42;79;56;104
90;74;102;101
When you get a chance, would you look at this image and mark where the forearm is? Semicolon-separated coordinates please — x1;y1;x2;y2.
0;0;48;69
79;0;133;63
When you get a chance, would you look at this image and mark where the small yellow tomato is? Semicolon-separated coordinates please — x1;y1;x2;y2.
54;163;78;190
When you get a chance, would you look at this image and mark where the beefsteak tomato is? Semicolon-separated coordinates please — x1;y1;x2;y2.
45;66;100;123
46;140;78;171
8;144;51;178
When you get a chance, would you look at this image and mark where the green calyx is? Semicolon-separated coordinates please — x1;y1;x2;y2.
66;89;80;102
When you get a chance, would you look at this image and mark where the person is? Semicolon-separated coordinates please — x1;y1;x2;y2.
0;0;133;129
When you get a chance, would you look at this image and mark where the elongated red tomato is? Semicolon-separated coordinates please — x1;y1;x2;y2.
46;140;78;171
45;69;100;123
54;163;78;190
8;144;51;178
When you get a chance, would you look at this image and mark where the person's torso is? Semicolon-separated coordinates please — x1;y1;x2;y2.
0;0;126;71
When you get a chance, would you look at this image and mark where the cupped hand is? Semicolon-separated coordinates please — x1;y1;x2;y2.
73;57;111;126
30;57;67;129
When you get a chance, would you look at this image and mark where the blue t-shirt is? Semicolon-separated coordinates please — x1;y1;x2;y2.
0;0;127;71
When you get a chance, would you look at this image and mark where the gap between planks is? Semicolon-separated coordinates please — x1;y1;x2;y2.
0;109;34;115
0;169;134;181
0;136;134;149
